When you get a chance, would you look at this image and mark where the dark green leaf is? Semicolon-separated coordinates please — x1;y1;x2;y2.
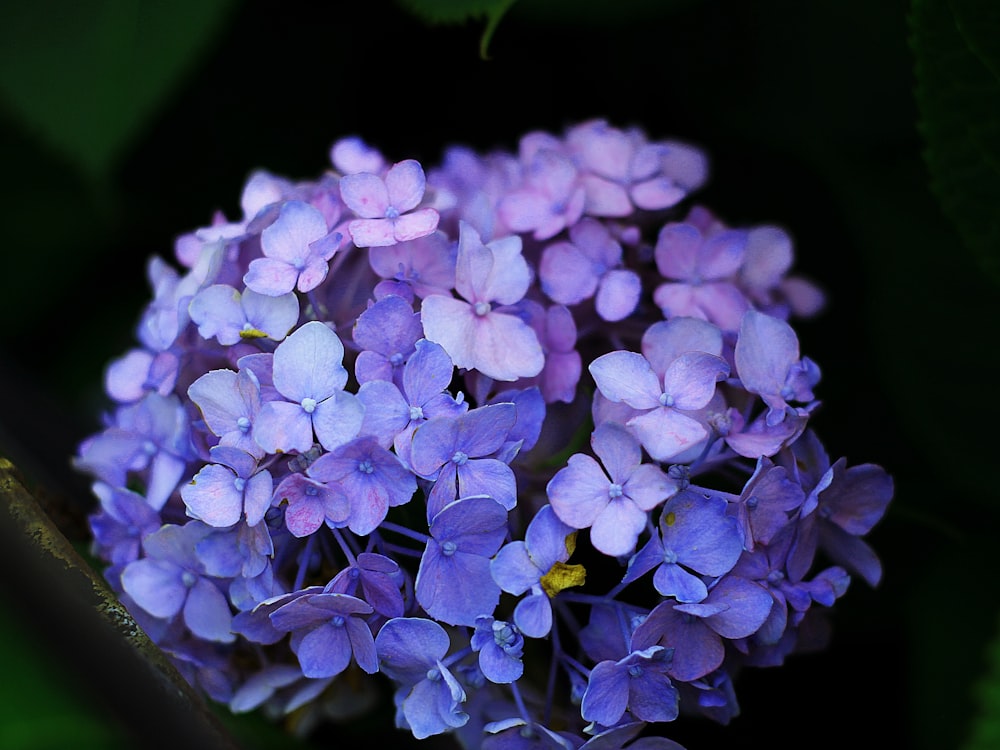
964;609;1000;750
510;0;700;25
910;0;1000;285
395;0;518;58
0;0;240;183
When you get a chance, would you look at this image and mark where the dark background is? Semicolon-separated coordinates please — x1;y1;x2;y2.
0;1;996;749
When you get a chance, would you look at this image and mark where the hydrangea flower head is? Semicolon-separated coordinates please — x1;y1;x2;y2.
75;119;894;749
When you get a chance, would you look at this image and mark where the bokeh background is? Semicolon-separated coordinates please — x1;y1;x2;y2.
0;1;997;749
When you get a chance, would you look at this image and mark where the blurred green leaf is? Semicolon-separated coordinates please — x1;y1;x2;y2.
0;609;130;750
395;0;518;58
911;0;1000;285
964;609;1000;750
0;0;239;183
511;0;700;25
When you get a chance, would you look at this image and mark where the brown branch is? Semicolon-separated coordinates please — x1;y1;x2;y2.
0;456;244;750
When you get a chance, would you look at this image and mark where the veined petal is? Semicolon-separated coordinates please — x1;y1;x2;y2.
469;311;544;382
590;421;641;485
547;453;612;530
393;209;439;242
272;321;348;402
454;221;496;303
261;201;328;263
349;218;396;248
481;235;531;305
385;159;427;213
589;351;662;409
662;351;729;411
589;498;647;557
735;310;799;397
459;458;516;510
244;257;299;297
241;288;299;341
641;316;724;373
254;400;314;454
296;624;352;678
121;558;185;618
185;577;235;642
189;285;246;344
539;241;598;305
312;390;364;452
491;542;540;595
182;464;243;528
420;295;478;373
628;407;707;463
402;339;454;406
339;172;390;218
595;269;641;322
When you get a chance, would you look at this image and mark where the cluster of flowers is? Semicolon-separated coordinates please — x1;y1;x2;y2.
75;119;893;749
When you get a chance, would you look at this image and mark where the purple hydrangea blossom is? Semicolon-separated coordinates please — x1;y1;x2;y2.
104;348;178;404
331;135;386;175
88;481;162;566
352;293;424;385
652;220;750;331
75;391;193;510
188;284;299;345
269;591;378;679
327;551;406;619
367;230;457;299
547;422;678;557
580;645;679;726
195;519;274;590
498;146;585;241
339;160;440;247
519;301;582;404
471;616;525;683
589;348;729;462
244;200;339;296
305;435;417;536
566;118;706;214
729;456;806;551
272;471;349;537
491;505;581;638
730;525;850;654
75;120;894;748
623;490;744;602
181;445;273;528
415;495;508;626
187;366;267;459
631;576;773;682
357;338;466;463
785;446;894;587
539;218;641;322
734;309;821;426
410;402;519;519
121;522;235;643
421;221;544;382
137;251;221;352
253;321;363;453
375;617;469;739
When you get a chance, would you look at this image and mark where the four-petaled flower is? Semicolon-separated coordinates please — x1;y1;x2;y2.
420;221;544;382
547;422;678;557
339;160;440;247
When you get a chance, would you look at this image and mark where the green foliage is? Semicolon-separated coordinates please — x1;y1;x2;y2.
964;610;1000;750
0;601;130;749
910;0;1000;285
395;0;519;58
0;0;240;184
511;0;700;25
